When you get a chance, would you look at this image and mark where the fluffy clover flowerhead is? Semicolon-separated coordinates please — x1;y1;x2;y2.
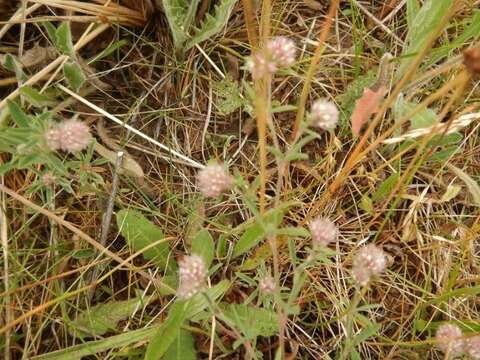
246;53;278;80
466;335;480;359
266;36;297;68
435;323;464;357
259;275;275;295
177;254;207;300
46;119;91;152
309;217;338;248
352;244;387;286
310;99;339;131
247;36;296;79
196;163;233;198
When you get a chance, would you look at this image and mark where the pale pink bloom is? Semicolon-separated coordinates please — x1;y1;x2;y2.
310;99;339;130
196;163;233;197
466;335;480;359
246;53;277;80
308;217;338;248
57;119;91;152
435;323;464;357
259;275;275;295
45;127;62;151
46;120;91;152
352;244;387;286
177;254;207;300
266;36;297;68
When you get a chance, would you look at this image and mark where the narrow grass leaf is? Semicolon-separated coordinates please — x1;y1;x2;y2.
31;326;159;360
145;301;187;360
446;164;480;206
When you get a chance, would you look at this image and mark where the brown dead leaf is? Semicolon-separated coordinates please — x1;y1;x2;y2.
304;0;323;10
351;86;387;136
20;44;57;68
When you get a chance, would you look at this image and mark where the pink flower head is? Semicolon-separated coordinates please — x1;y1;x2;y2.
177;254;207;300
310;99;339;130
466;335;480;359
259;275;275;295
246;52;277;80
46;119;91;152
196;163;233;197
57;119;92;152
435;323;464;357
352;244;387;286
308;217;338;248
266;36;297;68
45;127;62;151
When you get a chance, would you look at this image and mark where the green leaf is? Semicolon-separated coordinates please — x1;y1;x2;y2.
398;0;453;77
31;326;159;360
186;280;231;320
2;53;24;80
63;62;85;91
446;164;480;206
275;227;310;237
161;0;200;51
219;303;279;339
191;229;214;268
116;209;175;271
6;100;30;127
393;98;438;130
164;329;197;360
42;22;58;47
145;301;187;360
232;207;286;258
70;296;152;338
371;173;400;204
19;86;55;107
184;0;238;51
406;0;420;30
55;22;75;57
213;76;245;115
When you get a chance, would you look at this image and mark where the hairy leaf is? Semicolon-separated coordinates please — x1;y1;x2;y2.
164;329;197;360
116;209;175;271
184;0;238;51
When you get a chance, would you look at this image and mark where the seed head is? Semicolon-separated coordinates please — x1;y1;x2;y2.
308;217;338;248
177;254;207;300
246;53;277;80
196;163;233;197
45;127;62;151
466;335;480;359
259;275;275;295
435;323;464;357
352;244;387;286
57;119;92;152
46;120;91;152
310;99;339;130
266;36;297;68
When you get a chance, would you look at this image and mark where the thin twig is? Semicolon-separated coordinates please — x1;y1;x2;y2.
57;84;205;169
87;151;124;299
1;176;11;360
